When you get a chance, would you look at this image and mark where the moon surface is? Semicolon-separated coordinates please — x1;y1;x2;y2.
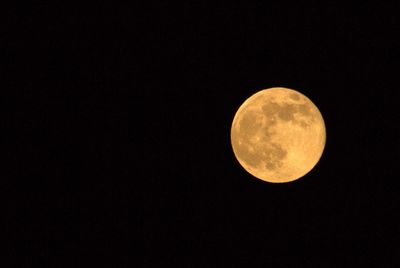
230;87;326;183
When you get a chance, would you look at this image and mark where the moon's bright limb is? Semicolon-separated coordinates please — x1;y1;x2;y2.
230;87;326;183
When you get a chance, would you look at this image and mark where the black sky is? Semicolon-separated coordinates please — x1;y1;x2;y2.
13;2;399;267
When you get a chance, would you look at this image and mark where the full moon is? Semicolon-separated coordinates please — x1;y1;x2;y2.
230;87;326;183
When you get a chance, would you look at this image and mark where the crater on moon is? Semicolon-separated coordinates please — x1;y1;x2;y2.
231;87;326;183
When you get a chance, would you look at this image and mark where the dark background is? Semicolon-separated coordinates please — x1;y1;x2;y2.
12;1;398;267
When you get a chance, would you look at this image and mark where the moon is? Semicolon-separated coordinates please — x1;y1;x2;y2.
230;87;326;183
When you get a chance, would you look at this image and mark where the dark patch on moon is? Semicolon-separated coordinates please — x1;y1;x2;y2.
231;131;263;168
277;104;297;121
233;113;289;170
263;143;287;171
289;93;300;100
299;121;310;128
297;103;313;117
239;110;263;138
261;100;315;126
232;115;263;168
264;161;277;170
261;101;281;116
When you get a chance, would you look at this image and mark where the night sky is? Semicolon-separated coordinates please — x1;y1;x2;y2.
14;2;398;266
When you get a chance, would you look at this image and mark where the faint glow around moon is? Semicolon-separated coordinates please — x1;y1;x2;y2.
230;87;326;183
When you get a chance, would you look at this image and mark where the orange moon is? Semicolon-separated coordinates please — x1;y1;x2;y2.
230;87;326;183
